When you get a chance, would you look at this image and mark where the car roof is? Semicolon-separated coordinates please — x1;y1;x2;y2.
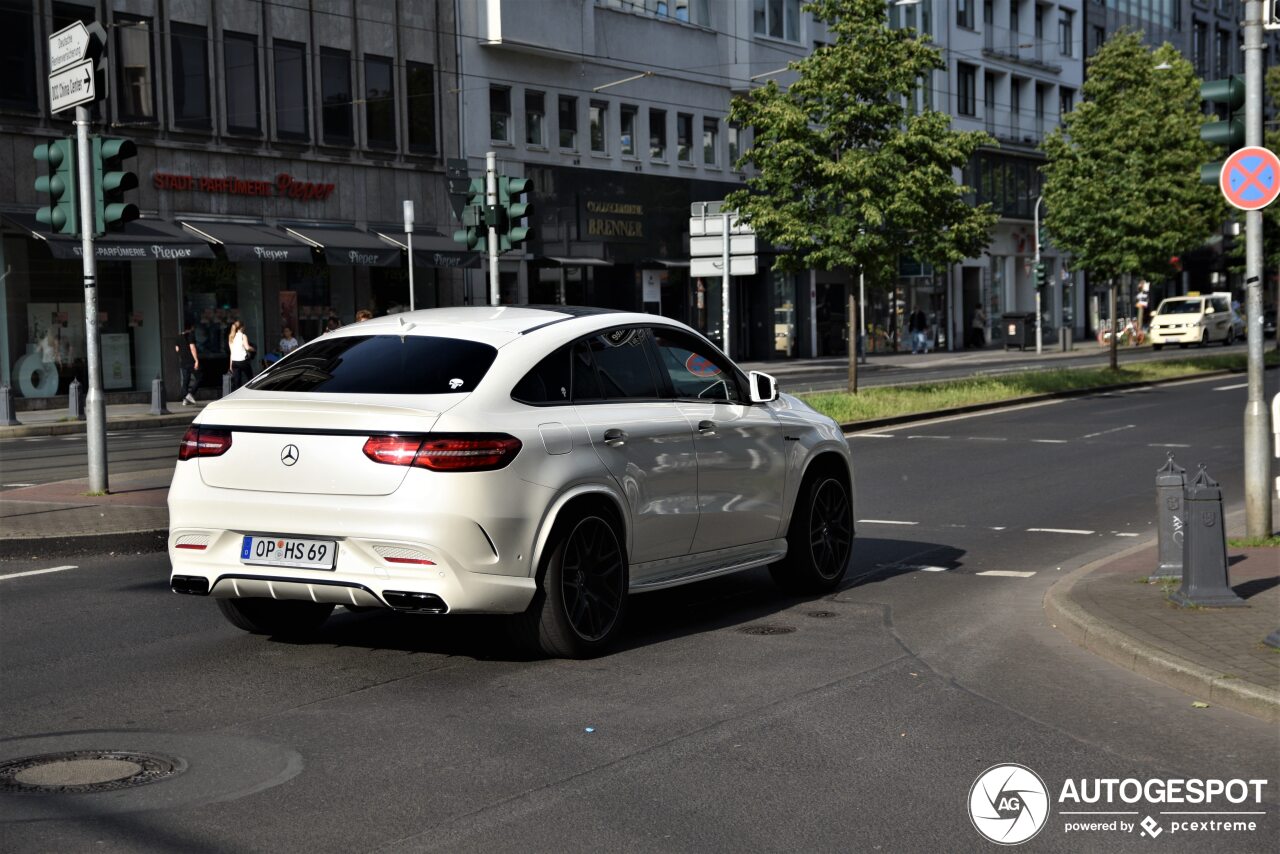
320;306;618;346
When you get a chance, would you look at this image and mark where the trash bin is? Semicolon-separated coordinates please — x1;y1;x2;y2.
1002;313;1036;351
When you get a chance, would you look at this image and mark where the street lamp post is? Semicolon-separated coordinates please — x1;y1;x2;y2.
1034;195;1044;354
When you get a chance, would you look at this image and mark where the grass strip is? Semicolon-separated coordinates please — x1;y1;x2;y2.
800;351;1277;425
1227;536;1280;548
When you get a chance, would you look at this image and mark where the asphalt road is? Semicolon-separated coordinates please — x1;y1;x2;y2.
0;375;1277;852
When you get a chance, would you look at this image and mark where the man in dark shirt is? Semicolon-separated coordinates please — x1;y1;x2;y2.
175;321;200;405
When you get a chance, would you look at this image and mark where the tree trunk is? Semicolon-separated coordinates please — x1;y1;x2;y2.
847;288;858;394
1109;281;1118;371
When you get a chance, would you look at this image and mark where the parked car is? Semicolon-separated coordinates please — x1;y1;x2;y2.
168;306;856;657
1147;293;1236;349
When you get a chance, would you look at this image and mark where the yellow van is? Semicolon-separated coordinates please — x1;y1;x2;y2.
1147;293;1236;350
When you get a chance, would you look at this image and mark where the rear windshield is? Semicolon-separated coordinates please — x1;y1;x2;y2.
1157;299;1203;315
246;335;498;394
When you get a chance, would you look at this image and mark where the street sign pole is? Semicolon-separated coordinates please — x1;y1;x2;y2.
1242;0;1271;537
1034;195;1044;355
403;200;415;311
721;212;731;357
76;104;106;493
486;151;499;306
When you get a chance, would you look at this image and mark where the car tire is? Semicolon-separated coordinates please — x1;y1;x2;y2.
216;597;334;637
1224;329;1235;347
770;469;853;593
513;507;628;658
1198;332;1208;348
1152;343;1163;351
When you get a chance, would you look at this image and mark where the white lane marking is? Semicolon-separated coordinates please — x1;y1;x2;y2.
907;435;950;440
0;565;79;582
917;566;950;572
857;519;919;526
1082;424;1135;439
2;483;35;488
967;437;1007;442
990;526;1007;531
858;433;896;438
977;570;1037;578
1213;383;1248;391
1114;532;1140;538
1031;439;1068;444
1148;443;1191;449
1028;527;1095;535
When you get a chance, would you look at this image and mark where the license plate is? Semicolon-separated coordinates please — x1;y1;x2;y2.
240;535;336;570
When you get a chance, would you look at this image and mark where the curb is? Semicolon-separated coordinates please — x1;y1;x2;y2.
0;412;197;439
0;529;169;560
1043;543;1280;724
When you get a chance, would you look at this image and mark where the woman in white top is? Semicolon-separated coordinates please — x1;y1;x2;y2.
228;320;255;389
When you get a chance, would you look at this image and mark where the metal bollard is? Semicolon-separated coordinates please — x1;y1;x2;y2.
0;385;19;426
67;378;85;421
1151;453;1186;581
221;372;234;398
149;375;170;416
1169;466;1244;608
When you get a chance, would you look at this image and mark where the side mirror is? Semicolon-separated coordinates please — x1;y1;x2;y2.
748;370;778;403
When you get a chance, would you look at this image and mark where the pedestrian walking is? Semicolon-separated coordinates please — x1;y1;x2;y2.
908;306;929;354
970;304;987;349
174;320;201;405
228;320;255;390
278;326;300;356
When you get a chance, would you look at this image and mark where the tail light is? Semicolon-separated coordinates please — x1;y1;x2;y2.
362;434;521;472
178;426;233;460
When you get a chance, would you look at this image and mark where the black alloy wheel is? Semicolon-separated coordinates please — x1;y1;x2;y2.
806;478;854;582
558;516;626;643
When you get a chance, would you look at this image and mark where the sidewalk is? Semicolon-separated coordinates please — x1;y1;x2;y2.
1046;540;1280;723
0;401;200;439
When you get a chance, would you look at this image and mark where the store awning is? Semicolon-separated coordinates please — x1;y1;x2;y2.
181;221;314;263
375;230;481;269
542;256;613;267
283;225;401;267
1;211;216;261
640;259;690;269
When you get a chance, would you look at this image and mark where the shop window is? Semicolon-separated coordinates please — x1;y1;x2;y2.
273;39;308;140
171;22;210;129
407;62;436;153
224;31;260;134
649;108;666;159
559;95;578;149
321;48;353;144
676;113;693;162
702;117;718;166
525;90;545;146
0;1;36;111
365;54;395;149
490;86;511;142
590;100;608;154
115;14;155;123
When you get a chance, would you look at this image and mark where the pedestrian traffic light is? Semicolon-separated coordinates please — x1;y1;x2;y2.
33;138;78;235
1034;262;1047;290
451;177;487;251
446;161;472;222
497;175;534;251
92;136;139;233
1199;76;1245;185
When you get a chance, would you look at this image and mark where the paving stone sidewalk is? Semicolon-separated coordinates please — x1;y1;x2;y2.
1046;542;1280;723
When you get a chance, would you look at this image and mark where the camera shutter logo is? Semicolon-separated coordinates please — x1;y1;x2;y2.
968;764;1050;845
280;444;299;466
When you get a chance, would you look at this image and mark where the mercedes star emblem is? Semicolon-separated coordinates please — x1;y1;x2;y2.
280;444;299;466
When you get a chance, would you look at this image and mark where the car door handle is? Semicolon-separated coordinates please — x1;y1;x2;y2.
697;420;717;435
603;428;628;447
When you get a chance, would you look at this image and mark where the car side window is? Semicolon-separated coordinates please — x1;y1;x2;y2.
571;339;603;401
650;328;741;402
1212;297;1229;314
511;345;572;405
577;327;659;401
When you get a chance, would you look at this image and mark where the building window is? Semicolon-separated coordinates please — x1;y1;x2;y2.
559;95;577;149
365;54;395;149
1215;28;1231;77
115;14;154;123
676;112;693;161
490;86;511;142
752;0;800;40
1059;87;1074;121
273;39;308;140
958;63;977;116
224;32;260;134
320;48;353;144
590;100;607;153
1058;9;1073;56
1091;25;1105;56
0;1;36;111
703;117;718;165
620;104;637;155
728;123;741;166
649;108;666;159
957;0;974;29
525;90;544;146
407;62;436;153
170;23;209;129
1192;21;1207;76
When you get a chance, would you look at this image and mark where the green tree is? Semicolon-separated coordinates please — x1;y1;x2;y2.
1041;32;1221;368
724;0;996;391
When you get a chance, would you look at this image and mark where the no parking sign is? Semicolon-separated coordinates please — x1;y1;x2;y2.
1219;146;1280;211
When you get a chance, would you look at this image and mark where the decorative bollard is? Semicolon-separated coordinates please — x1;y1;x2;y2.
1169;466;1244;608
67;378;85;421
221;372;234;398
0;384;19;426
149;375;169;416
1151;453;1186;581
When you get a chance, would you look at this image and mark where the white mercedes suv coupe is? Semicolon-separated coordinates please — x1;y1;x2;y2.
169;306;855;657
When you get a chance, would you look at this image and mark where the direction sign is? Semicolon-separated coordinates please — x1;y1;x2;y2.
691;256;758;277
690;234;756;257
49;21;91;73
49;58;95;113
689;215;751;237
1219;146;1280;211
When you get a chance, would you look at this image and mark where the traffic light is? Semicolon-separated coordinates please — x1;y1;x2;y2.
1033;262;1047;290
498;175;534;250
1199;76;1245;185
91;136;139;233
451;177;487;251
446;161;472;222
33;138;78;235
